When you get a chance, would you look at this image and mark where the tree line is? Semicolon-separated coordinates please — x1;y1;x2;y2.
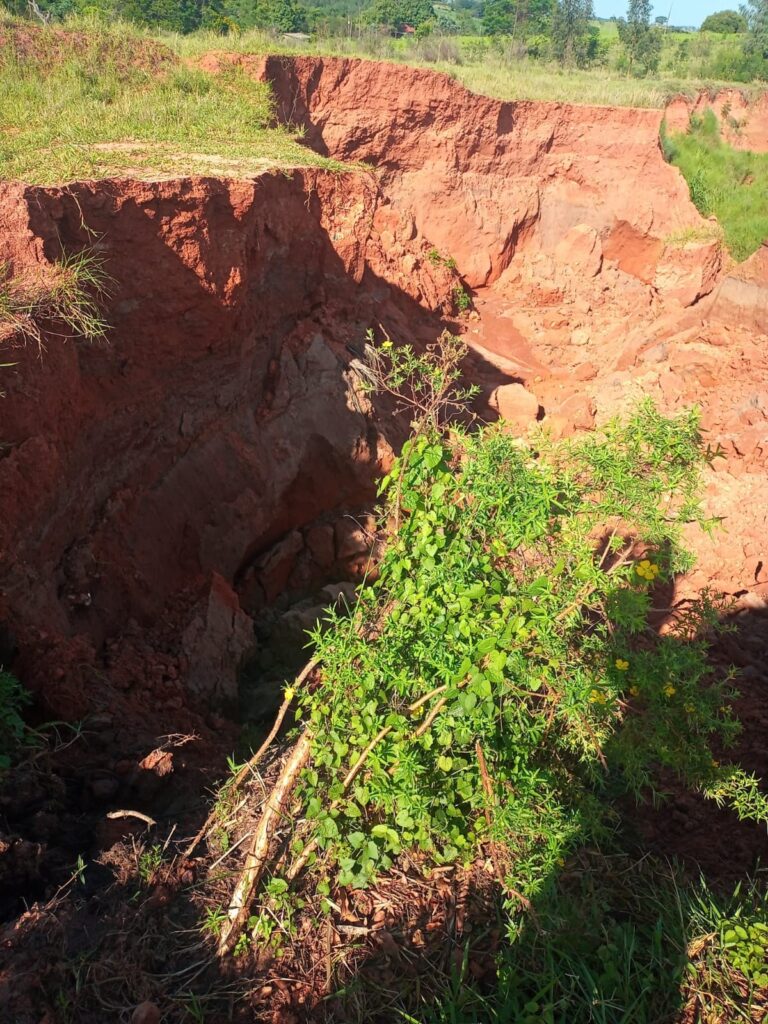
6;0;768;80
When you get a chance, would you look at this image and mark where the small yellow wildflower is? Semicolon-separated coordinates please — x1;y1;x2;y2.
589;689;607;705
381;339;393;350
636;559;661;581
615;658;630;672
629;686;640;697
284;686;296;701
684;702;696;714
663;684;676;698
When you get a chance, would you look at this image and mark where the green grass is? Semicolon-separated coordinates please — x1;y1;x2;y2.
663;109;768;262
401;853;768;1024
0;19;343;183
0;249;110;344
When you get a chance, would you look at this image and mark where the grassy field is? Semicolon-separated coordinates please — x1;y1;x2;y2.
0;15;341;183
664;110;768;262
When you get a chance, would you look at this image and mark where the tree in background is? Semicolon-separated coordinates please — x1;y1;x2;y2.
482;0;551;36
701;9;747;32
551;0;595;65
365;0;434;32
227;0;307;30
114;0;206;32
742;0;768;65
617;0;662;75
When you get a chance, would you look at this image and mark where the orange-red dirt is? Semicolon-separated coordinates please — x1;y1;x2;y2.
0;56;767;1021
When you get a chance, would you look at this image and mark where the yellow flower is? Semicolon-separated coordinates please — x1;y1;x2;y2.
381;339;393;351
684;702;696;714
589;689;607;705
663;684;676;698
636;559;661;581
615;658;630;672
629;686;640;697
284;686;296;701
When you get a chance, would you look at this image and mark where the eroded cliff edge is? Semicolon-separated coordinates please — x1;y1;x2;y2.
1;56;766;739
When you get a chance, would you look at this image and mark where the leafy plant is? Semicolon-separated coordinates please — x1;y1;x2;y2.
137;843;164;884
202;904;229;937
277;337;767;924
721;916;768;987
0;669;30;770
452;284;471;313
427;248;457;270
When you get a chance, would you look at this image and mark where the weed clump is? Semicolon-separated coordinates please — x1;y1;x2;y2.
0;249;110;347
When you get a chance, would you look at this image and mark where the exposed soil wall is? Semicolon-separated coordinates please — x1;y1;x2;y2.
2;57;764;730
201;54;716;295
0;169;459;717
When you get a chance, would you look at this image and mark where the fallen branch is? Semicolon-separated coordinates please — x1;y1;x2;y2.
217;729;313;956
183;657;316;859
106;809;157;829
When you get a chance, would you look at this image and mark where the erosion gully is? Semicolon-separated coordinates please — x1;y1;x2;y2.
0;55;767;1020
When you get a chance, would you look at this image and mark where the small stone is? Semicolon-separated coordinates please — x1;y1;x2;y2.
489;383;540;433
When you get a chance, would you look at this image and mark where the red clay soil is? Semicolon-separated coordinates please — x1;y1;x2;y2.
0;54;767;1023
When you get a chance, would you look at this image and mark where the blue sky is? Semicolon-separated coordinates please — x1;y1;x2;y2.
595;1;735;27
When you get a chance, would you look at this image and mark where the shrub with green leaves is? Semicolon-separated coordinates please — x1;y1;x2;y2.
284;339;767;918
721;915;768;988
0;669;30;770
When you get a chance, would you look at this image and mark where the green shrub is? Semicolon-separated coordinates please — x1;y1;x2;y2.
285;337;766;917
452;284;471;313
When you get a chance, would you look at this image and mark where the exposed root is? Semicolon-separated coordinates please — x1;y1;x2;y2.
217;729;313;956
184;657;317;859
